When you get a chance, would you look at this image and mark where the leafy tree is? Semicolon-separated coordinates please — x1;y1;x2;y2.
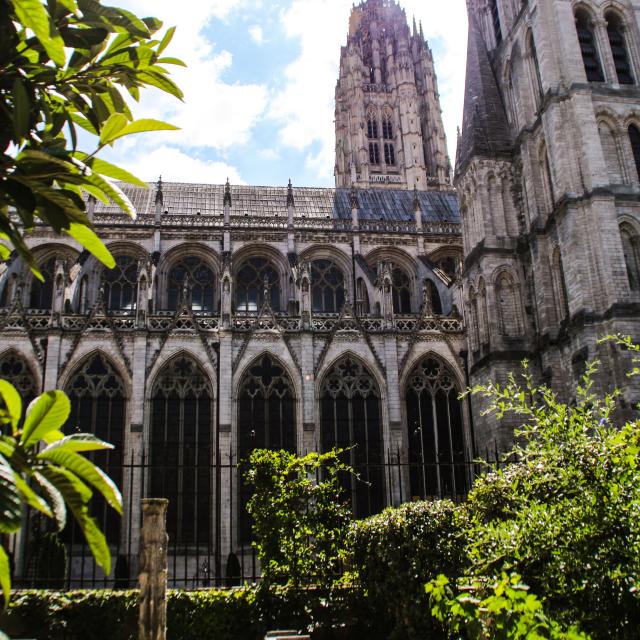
449;359;640;638
0;0;183;275
0;380;122;606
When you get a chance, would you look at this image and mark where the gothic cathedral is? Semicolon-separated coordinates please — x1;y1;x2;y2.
1;0;640;586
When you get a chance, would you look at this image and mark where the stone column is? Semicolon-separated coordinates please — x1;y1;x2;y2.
139;498;168;640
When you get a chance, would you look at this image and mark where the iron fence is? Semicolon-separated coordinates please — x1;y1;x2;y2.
9;447;517;590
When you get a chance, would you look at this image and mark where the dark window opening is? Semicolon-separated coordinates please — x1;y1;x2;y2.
30;257;56;310
150;356;212;547
490;0;502;45
629;124;640;181
320;357;384;518
64;353;125;545
104;255;138;311
406;356;468;499
238;355;296;544
382;117;393;139
367;116;378;139
311;259;345;313
392;266;412;314
384;143;395;165
236;257;280;312
575;10;604;82
168;257;215;312
369;142;380;164
607;13;634;84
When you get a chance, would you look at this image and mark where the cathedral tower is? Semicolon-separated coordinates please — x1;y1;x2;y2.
458;0;640;449
334;0;451;190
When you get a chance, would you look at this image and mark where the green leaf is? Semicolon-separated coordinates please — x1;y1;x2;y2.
156;56;187;67
99;112;128;146
76;154;147;188
81;172;136;217
39;465;111;575
0;454;22;534
11;0;66;66
136;70;184;100
0;380;22;433
157;25;176;55
0;545;11;606
37;449;123;514
21;390;71;448
41;433;115;454
65;223;115;268
101;118;179;145
12;78;30;141
13;473;52;518
34;471;66;530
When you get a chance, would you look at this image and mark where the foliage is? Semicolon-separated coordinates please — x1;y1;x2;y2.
348;499;468;640
426;573;589;639
0;0;183;273
246;448;352;589
458;359;640;638
0;381;122;603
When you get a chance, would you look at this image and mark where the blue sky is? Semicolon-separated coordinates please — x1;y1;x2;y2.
103;0;468;188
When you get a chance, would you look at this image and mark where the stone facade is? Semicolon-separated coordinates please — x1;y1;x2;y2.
457;0;640;449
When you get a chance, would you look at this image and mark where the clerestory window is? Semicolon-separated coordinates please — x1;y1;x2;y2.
167;257;215;313
311;259;345;313
575;10;604;82
104;255;138;311
235;257;280;312
606;12;634;85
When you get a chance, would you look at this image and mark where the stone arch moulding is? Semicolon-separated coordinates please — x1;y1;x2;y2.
364;246;419;280
298;244;353;280
145;346;216;404
232;347;302;404
58;346;132;400
0;347;42;395
399;347;465;400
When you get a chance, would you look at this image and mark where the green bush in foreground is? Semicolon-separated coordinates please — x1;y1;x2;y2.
349;499;467;640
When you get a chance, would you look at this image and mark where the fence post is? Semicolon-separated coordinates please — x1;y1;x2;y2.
139;498;168;640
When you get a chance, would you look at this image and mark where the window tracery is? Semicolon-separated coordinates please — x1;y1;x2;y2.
167;257;215;313
237;355;296;543
0;352;37;408
320;357;384;517
104;255;138;311
151;355;212;546
311;259;345;313
405;356;468;498
235;257;280;312
392;266;412;314
65;353;125;543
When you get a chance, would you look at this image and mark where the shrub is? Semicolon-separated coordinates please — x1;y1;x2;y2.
348;499;467;640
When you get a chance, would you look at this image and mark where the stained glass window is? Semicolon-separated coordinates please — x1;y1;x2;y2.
311;259;345;313
167;257;215;312
104;255;138;311
235;257;280;312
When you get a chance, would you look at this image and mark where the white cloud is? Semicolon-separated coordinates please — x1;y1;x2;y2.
107;1;267;151
269;0;467;180
116;146;245;184
249;25;264;44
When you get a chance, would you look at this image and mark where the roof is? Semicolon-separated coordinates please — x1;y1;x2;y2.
455;11;512;175
94;183;460;224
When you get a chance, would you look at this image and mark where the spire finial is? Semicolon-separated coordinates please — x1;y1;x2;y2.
413;185;420;212
155;175;163;205
223;178;231;207
412;15;417;36
419;20;424;39
349;184;359;209
287;178;295;207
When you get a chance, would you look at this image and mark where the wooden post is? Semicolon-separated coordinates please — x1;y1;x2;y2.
139;498;168;640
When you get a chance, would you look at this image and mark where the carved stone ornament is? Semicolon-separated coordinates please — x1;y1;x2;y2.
139;498;168;640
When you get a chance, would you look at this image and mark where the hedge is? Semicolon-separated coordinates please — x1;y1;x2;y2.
348;499;468;640
2;589;259;640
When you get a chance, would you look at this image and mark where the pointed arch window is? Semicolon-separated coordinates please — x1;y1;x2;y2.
65;353;125;544
628;124;640;181
320;357;384;517
167;257;215;313
0;274;18;308
369;142;380;165
384;143;395;165
527;32;543;101
0;352;37;415
382;110;393;140
575;10;604;82
392;266;412;314
238;355;296;544
29;257;56;310
311;259;345;313
366;108;378;139
151;356;212;547
235;257;280;312
104;255;138;311
405;356;468;499
598;120;624;184
620;224;640;291
606;12;634;85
